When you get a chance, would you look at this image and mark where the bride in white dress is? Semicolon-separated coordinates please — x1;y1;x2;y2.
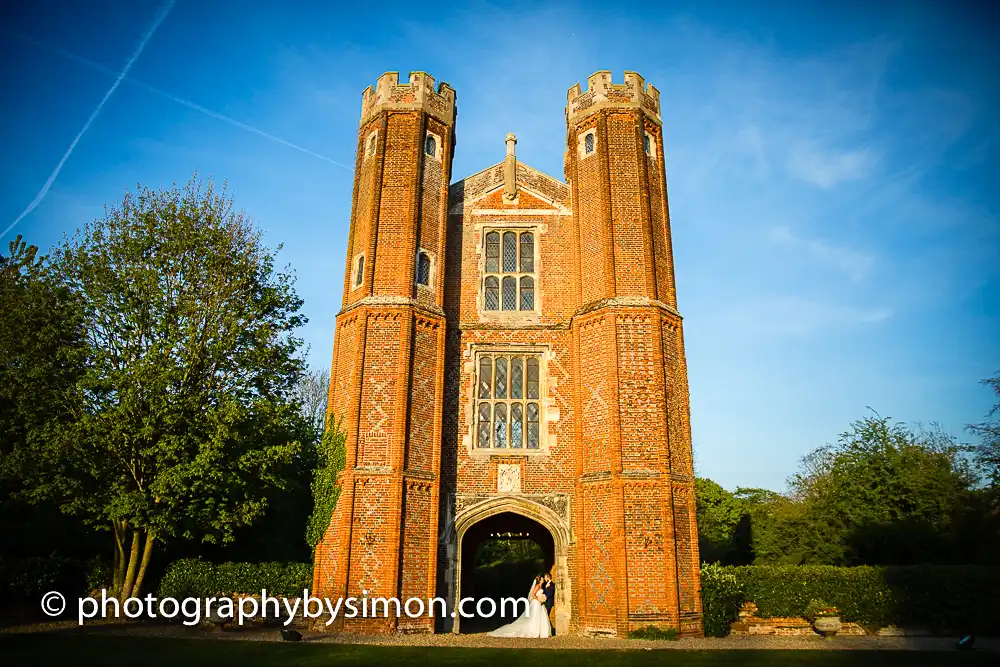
487;575;552;638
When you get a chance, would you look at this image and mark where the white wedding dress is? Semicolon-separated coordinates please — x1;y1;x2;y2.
487;583;552;638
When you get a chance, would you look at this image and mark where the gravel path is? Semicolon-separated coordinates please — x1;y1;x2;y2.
3;620;998;651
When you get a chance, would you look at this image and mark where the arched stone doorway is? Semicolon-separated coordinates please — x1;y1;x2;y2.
459;512;552;633
449;496;571;635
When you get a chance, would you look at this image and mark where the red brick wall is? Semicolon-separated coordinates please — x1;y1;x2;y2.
373;113;420;296
405;321;439;474
580;483;618;627
398;480;434;631
578;317;612;475
624;483;668;616
606;114;649;296
616;313;665;468
645;121;675;306
358;312;400;467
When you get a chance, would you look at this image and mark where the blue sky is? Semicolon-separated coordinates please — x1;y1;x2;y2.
1;0;997;492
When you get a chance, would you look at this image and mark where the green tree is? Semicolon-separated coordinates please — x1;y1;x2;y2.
3;176;310;600
695;478;746;564
785;412;977;565
0;235;86;464
968;371;1000;485
1;235;93;562
695;479;784;564
744;492;823;565
475;539;544;567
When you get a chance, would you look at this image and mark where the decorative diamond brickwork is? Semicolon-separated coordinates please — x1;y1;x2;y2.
351;478;390;595
406;320;439;473
586;488;614;614
580;319;610;475
359;313;400;467
398;480;434;630
617;314;665;469
624;482;667;615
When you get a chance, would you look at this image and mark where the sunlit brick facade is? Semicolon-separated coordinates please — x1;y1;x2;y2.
313;70;702;637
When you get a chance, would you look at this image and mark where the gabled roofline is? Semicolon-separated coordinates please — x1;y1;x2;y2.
449;161;570;212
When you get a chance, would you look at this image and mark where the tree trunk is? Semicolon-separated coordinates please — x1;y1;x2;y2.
131;532;155;599
111;537;120;595
112;520;127;598
119;528;142;602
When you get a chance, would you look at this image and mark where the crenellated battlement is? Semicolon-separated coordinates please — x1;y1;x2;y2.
566;70;660;124
360;71;456;127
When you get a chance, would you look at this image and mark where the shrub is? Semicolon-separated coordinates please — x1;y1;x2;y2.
699;562;745;637
85;558;112;593
700;564;1000;636
157;559;312;599
803;599;838;620
306;423;347;551
0;557;92;605
628;625;679;640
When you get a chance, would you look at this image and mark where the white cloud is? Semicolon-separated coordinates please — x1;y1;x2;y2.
716;296;894;337
768;226;875;281
786;142;877;188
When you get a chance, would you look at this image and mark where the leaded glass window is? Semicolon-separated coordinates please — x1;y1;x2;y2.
526;357;539;399
477;403;491;448
494;357;507;399
481;229;536;312
510;403;523;448
474;351;544;451
494;403;507;448
519;233;533;272
416;251;431;286
425;135;436;157
478;356;492;399
526;402;539;449
584;132;595;154
354;254;364;288
502;276;516;310
485;232;500;273
520;277;534;310
510;358;523;399
502;232;517;272
484;276;499;310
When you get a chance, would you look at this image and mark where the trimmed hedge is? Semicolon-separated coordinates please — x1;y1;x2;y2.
700;563;1000;637
629;625;679;640
157;559;312;599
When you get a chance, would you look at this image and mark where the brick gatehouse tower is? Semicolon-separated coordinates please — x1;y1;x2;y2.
313;69;702;637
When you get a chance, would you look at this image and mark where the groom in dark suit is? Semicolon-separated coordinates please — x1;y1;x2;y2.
542;572;556;635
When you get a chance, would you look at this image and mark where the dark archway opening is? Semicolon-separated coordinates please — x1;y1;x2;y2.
459;511;555;633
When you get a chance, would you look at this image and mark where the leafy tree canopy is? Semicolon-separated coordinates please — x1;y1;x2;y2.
968;371;1000;486
697;410;993;567
2;176;311;599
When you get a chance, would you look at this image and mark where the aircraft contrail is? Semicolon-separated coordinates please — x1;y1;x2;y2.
6;29;353;170
3;0;177;239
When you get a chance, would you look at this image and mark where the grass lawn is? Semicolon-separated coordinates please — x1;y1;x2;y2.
0;634;996;666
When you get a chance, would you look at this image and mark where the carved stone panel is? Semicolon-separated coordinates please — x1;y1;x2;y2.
534;494;569;520
497;464;521;493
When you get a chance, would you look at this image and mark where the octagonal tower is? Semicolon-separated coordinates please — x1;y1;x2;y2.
565;70;702;637
313;71;455;633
